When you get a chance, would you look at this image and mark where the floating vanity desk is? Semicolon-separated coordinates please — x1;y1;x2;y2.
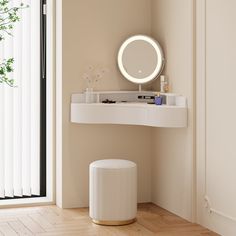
72;35;187;128
71;91;187;128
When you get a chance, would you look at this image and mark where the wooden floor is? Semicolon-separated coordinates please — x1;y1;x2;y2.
0;203;219;236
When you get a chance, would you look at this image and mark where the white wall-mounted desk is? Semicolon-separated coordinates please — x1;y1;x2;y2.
71;93;187;128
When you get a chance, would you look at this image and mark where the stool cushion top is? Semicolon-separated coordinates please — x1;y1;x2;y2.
90;159;136;169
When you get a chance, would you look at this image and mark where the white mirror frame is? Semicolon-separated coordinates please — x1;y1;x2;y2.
117;35;165;85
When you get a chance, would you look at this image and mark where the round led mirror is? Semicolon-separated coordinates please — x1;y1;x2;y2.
118;35;165;85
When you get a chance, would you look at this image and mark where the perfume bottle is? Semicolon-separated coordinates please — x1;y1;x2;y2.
155;92;163;105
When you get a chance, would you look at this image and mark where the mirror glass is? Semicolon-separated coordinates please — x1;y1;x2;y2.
118;35;165;84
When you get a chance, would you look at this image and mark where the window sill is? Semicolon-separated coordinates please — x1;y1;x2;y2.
0;197;54;208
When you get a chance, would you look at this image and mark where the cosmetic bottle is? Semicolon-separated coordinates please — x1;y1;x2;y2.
160;75;169;93
155;92;163;105
160;75;166;93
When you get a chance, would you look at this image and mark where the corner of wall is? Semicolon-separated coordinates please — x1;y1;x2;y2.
150;0;195;221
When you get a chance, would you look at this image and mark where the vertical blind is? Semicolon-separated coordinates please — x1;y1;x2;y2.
0;0;41;198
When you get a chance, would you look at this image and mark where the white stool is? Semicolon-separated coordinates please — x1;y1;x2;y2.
89;159;137;226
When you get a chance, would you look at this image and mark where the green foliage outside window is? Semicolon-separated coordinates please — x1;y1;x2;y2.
0;0;28;86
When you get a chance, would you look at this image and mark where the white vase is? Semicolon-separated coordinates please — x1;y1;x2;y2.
85;87;94;103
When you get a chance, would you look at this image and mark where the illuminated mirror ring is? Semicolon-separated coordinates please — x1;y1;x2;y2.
118;35;165;84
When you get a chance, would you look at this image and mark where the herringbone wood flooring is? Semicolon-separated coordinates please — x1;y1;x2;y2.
0;203;219;236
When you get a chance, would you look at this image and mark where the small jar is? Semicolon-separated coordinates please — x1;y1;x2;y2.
154;92;163;105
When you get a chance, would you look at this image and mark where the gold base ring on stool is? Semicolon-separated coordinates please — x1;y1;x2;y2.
92;218;136;226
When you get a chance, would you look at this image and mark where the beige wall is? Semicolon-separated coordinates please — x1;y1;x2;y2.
61;0;153;208
150;0;195;221
59;0;195;221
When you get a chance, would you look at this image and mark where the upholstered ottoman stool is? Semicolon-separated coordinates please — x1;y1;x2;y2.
89;159;137;226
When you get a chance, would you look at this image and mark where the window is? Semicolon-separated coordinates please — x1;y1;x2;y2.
0;0;46;199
